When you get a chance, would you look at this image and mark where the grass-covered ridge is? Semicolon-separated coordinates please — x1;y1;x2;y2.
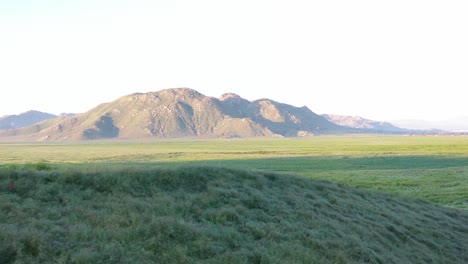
1;166;467;263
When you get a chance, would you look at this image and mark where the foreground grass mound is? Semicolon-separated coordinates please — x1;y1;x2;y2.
1;166;467;263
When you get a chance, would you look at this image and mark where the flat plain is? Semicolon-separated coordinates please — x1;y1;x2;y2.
1;136;467;209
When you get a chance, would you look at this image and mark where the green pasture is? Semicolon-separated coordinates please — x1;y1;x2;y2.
1;136;467;263
1;136;467;209
1;136;468;163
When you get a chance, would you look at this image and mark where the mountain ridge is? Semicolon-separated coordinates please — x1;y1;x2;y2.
0;88;345;141
0;110;57;130
392;117;468;132
322;114;408;133
2;88;458;141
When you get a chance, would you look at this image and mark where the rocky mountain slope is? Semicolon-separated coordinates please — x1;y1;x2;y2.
0;88;345;141
0;110;57;130
322;114;408;133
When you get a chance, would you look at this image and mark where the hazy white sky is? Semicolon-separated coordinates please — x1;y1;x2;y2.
1;0;467;122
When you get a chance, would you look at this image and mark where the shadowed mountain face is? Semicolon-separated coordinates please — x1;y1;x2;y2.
0;111;57;130
0;88;343;141
219;96;341;137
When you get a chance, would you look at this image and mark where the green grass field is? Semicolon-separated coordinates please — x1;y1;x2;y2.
1;136;467;209
1;136;467;263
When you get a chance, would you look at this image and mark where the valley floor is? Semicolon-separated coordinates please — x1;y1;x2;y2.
1;136;467;209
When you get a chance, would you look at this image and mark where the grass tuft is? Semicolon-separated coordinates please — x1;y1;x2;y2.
25;161;52;171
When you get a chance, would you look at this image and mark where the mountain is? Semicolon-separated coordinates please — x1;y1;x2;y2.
220;93;342;136
0;110;57;130
0;88;344;141
393;117;468;132
322;114;408;133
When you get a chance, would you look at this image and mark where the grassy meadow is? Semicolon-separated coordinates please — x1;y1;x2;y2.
1;136;467;209
1;136;468;263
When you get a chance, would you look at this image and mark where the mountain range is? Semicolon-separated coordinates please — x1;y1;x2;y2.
0;88;441;141
322;114;408;133
392;117;468;132
0;110;57;130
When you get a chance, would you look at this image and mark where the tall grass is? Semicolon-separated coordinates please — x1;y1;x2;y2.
1;166;467;263
190;155;468;209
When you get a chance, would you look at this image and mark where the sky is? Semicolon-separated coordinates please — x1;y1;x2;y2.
1;0;467;125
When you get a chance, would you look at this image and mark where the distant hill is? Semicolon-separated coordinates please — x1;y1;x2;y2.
0;88;345;141
0;110;57;130
322;114;408;133
393;116;468;132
